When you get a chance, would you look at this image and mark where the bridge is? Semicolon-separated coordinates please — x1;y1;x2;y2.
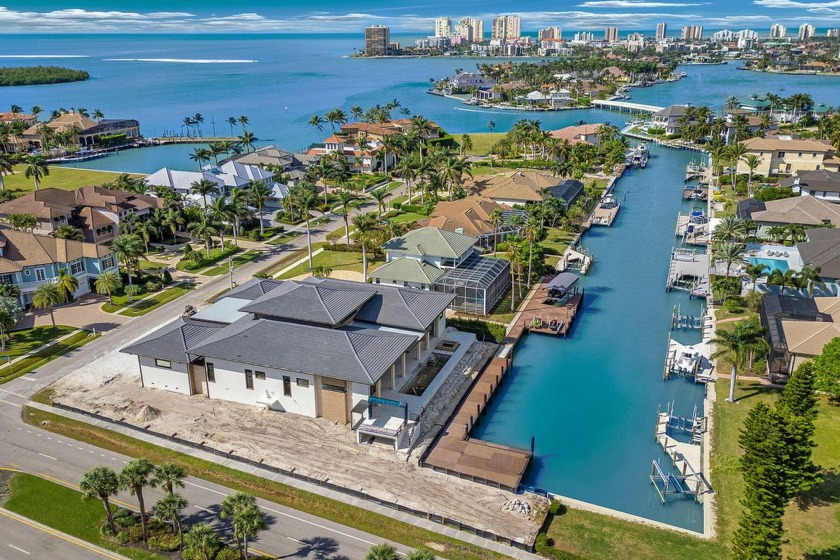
591;100;664;114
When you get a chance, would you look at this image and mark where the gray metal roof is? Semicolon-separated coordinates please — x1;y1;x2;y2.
382;227;477;259
188;317;415;384
191;297;252;324
371;257;445;285
120;318;226;363
797;228;840;279
239;281;375;326
214;278;284;303
303;277;455;331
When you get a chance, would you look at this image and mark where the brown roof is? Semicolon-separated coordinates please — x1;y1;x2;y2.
470;171;558;203
751;195;840;226
23;112;99;137
0;112;35;122
426;197;512;237
0;186;162;222
0;226;111;270
742;137;835;153
815;297;840;322
780;320;840;356
550;124;601;145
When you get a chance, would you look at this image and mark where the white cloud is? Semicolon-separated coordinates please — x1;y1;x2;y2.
578;1;706;7
754;0;840;7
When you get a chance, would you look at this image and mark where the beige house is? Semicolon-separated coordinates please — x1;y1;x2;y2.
743;195;840;238
23;111;140;149
468;171;559;206
736;137;840;176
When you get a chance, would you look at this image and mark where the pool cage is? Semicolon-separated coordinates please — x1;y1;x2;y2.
433;255;511;315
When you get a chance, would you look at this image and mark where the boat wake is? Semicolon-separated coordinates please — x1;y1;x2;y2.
103;58;258;64
0;54;89;58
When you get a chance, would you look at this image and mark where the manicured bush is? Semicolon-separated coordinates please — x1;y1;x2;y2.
447;317;507;343
722;297;744;313
147;531;180;552
646;126;666;135
548;499;567;516
113;508;136;528
162;269;173;285
144;280;162;293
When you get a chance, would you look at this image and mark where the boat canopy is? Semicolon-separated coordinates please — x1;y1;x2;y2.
547;272;579;297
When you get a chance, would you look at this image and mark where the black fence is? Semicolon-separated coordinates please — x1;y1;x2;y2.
50;401;535;553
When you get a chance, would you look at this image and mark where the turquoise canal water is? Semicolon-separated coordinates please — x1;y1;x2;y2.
472;146;708;532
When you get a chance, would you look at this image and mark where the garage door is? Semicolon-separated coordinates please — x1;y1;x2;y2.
320;378;348;423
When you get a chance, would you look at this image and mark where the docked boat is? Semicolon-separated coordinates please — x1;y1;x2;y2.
674;346;701;375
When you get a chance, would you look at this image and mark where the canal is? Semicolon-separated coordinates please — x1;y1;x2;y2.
472;144;708;532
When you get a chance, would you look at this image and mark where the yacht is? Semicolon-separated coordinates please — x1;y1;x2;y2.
674;347;701;374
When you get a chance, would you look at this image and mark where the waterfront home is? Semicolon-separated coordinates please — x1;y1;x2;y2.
0;226;117;306
450;72;496;90
223;145;309;185
425;197;522;250
737;195;840;237
734;94;773;113
0;186;164;244
144;169;227;206
22;110;140;149
761;294;840;378
471;170;560;206
146;161;287;206
735;137;840;176
651;105;689;135
781;169;840;204
0;112;37;153
550;124;601;146
121;277;454;427
373;227;511;315
546;179;584;209
797;228;840;281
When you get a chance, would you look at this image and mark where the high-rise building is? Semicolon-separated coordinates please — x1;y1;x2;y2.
456;17;484;42
539;26;562;41
656;22;668;40
681;25;703;41
605;27;619;43
572;31;595;43
770;24;786;39
492;15;521;40
798;23;815;40
827;28;840;38
435;17;452;38
364;25;390;56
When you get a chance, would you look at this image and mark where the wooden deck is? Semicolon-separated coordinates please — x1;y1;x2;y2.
508;280;584;343
422;357;532;491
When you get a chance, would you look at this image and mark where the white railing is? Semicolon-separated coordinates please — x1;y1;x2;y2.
18;277;61;292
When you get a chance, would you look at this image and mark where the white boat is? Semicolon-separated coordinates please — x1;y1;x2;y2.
674;347;701;374
637;142;649;155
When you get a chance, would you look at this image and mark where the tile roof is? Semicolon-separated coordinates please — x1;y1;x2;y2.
780;169;840;193
797;228;840;279
653;105;689;119
815;297;840;321
550;124;601;144
742;137;835;153
780;320;840;356
382;227;478;259
0;226;112;269
371;257;445;285
426;197;511;237
469;171;558;203
751;195;840;226
0;186;162;222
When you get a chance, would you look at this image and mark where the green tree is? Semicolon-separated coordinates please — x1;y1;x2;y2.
365;543;399;560
335;189;355;245
133;219;159;254
94;270;122;304
0;296;22;350
79;466;120;536
406;551;436;560
187;214;220;259
6;213;37;232
220;492;266;559
459;133;473;156
153;493;188;550
54;224;84;240
717;242;746;276
55;268;79;303
111;233;144;286
22;155;49;191
183;523;219;560
711;317;767;403
776;361;820;497
293;188;317;269
152;461;187;495
797;265;825;298
352;213;380;282
0;152;14;191
119;458;156;542
741;262;768;293
370;187;390;217
190;179;218;214
248;181;272;237
32;282;61;330
811;337;840;397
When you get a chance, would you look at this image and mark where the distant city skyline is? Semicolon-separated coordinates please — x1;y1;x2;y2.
3;1;840;33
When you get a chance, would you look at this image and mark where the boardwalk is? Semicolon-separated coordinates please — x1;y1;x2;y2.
591;100;663;113
508;279;584;342
422;357;532;491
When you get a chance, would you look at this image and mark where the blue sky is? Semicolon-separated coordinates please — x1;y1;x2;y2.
1;0;838;33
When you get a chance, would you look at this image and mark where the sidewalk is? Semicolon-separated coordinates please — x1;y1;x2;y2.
27;401;541;560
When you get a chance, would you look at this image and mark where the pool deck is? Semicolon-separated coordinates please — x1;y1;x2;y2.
508;279;584;342
422;356;532;491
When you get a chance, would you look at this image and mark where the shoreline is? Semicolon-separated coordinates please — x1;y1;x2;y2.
738;67;840;77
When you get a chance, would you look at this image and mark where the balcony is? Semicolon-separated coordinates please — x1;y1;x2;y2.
18;277;61;293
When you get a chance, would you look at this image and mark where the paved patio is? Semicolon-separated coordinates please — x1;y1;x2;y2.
16;293;131;332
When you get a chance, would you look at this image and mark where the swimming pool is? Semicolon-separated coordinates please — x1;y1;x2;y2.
748;257;790;273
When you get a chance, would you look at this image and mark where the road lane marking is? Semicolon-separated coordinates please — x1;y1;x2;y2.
184;480;227;496
194;505;212;512
287;537;303;543
8;544;30;554
259;504;378;547
0;509;121;559
37;453;56;461
0;399;21;407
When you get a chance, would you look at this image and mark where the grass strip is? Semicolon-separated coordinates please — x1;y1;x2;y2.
3;472;165;560
23;406;507;560
202;250;264;276
119;285;193;318
0;326;75;359
0;331;98;384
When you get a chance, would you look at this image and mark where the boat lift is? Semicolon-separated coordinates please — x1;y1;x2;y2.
650;402;711;502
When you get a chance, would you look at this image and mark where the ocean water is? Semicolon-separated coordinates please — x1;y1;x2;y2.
472;146;709;531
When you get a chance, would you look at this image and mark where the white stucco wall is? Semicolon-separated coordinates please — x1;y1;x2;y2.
139;356;191;395
205;358;317;416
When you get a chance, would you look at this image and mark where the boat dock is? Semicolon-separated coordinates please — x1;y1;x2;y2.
421;357;532;491
588;194;621;227
682;185;708;201
591;100;663;114
650;402;711;502
557;246;593;274
508;277;584;342
148;136;241;145
661;336;714;382
684;161;710;182
666;248;710;296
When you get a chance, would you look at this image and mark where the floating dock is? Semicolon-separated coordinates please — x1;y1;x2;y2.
684;161;710;182
421;357;532;491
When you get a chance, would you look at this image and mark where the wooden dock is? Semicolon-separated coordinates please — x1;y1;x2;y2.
422;357;532;491
148;136;241;145
589;203;620;227
508;279;584;343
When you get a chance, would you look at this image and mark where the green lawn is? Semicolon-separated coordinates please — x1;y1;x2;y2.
326;224;354;241
388;212;426;225
1;325;74;359
175;245;241;272
267;230;303;245
2;165;140;195
545;379;840;560
462;133;497;156
119;284;193;317
0;330;98;384
3;473;165;560
203;250;263;276
22;406;507;560
277;247;384;279
137;261;165;271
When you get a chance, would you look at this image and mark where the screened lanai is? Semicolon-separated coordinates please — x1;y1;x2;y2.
433;254;511;315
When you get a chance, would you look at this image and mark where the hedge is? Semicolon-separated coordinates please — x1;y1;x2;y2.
447;317;507;343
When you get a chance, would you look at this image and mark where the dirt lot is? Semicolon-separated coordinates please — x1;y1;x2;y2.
50;342;544;543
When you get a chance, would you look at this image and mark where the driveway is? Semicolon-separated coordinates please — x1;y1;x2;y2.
16;293;131;332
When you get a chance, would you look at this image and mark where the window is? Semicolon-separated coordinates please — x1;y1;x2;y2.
798;152;803;157
35;268;46;282
0;274;11;285
155;359;171;368
70;259;85;275
206;362;215;383
296;378;309;388
369;384;377;396
283;376;292;397
245;369;254;390
323;382;347;393
101;255;116;269
255;370;266;380
778;151;786;157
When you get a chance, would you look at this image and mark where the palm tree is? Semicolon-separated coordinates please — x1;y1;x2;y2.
94;270;122;304
79;466;120;536
119;458;156;542
248;181;272;237
740;154;762;197
54;224;83;240
440;156;471;200
523;216;541;288
183;523;219;560
489;209;504;255
228;188;249;246
784;223;806;246
370;187;389;217
152;462;187;495
0;152;14;191
226;117;237;136
797;265;825;297
406;551;436;560
335;189;355;245
742;262;768;293
352;213;379;282
767;268;798;294
460;134;473;156
238;115;249;131
23;155;49;191
162;207;185;244
92;109;104;121
55;268;79;303
189;148;211;172
712;216;747;244
308;115;325;141
488;120;496;138
190;179;218;214
219;492;264;559
111;233;144;286
366;543;399;560
134;219;159;254
208;197;232;248
726;142;748;188
293;189;317;269
32;283;61;330
717;242;746;276
153;493;188;550
766;225;787;244
188;214;220;258
239;131;256;154
711;319;767;402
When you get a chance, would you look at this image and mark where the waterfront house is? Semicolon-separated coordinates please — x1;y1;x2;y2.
121;276;454;428
0;186;164;244
651;105;689;135
796;228;840;281
373;227;511;315
144;169;227;206
450;72;496;91
0;226;117;306
780;169;840;204
471;170;560;206
146;161;287;207
545;179;584;209
735;94;773;113
736;137;840;176
761;294;840;378
22;111;140;150
550;124;601;146
0;112;37;153
737;195;840;237
425;197;521;249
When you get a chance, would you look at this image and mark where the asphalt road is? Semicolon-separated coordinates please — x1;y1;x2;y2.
0;191;416;559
